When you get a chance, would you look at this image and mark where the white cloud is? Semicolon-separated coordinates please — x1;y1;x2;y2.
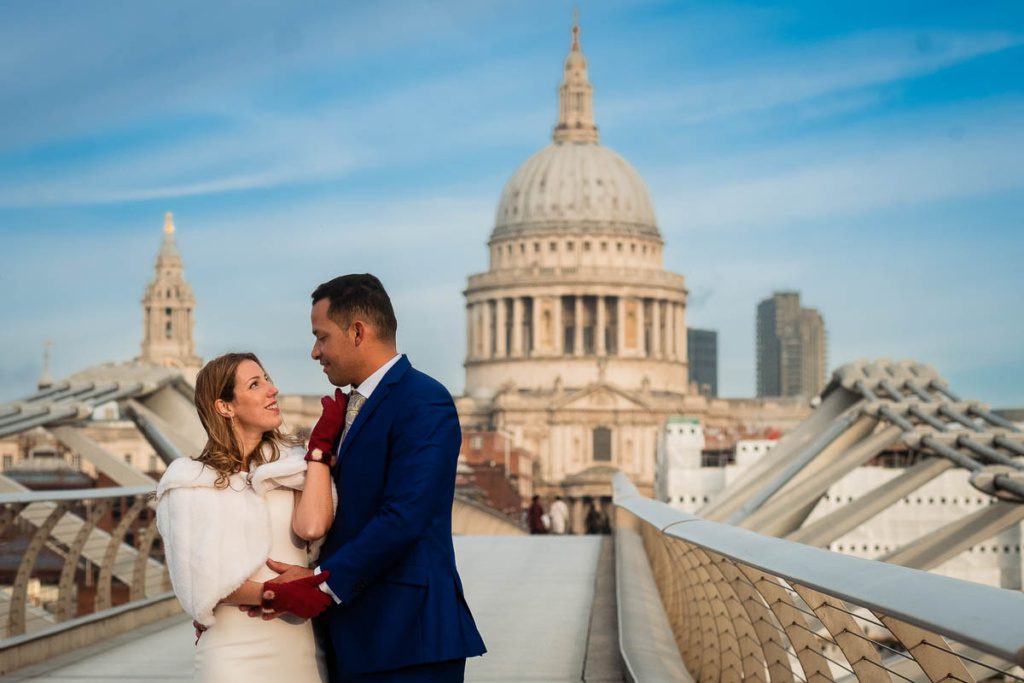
653;106;1024;233
603;29;1024;128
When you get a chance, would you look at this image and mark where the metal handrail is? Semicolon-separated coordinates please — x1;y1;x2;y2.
0;485;155;506
613;472;1024;667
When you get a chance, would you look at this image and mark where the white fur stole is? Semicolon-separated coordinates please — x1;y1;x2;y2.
155;444;323;627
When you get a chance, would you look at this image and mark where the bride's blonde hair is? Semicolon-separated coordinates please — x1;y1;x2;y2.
193;352;299;488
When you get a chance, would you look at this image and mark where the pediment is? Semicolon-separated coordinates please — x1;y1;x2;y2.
553;383;650;412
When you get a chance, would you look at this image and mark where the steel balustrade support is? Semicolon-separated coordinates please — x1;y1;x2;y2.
0;404;90;439
875;405;916;433
928;381;960;403
741;422;899;537
56;499;112;622
878;379;905;402
906;404;948;432
725;411;861;526
787;457;954;547
0;403;41;426
0;404;22;420
26;382;98;405
45;383;122;407
613;472;1024;667
921;436;1024;500
121;400;189;464
136;383;207;451
957;435;1024;470
878;502;1024;571
936;404;985;432
993;435;1024;457
132;515;166;600
702;387;863;522
918;436;981;471
48;425;156;488
968;405;1022;432
21;382;71;403
8;502;71;637
903;381;934;402
96;495;149;611
854;380;880;402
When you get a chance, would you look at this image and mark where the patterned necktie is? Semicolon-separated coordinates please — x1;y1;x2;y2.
340;390;366;445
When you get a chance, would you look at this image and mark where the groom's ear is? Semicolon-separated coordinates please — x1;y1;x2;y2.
351;320;366;346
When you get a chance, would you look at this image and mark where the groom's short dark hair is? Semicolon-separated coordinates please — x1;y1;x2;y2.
312;274;398;343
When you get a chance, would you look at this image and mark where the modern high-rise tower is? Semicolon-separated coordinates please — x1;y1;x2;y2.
687;328;718;397
756;292;826;398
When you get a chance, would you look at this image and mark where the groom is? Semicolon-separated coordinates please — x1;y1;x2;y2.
264;273;485;681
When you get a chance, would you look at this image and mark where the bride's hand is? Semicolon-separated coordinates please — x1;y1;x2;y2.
305;389;348;466
266;557;314;582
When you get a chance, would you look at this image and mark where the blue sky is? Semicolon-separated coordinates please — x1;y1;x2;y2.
1;0;1022;405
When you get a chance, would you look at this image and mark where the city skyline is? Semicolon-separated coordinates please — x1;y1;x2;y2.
1;1;1022;405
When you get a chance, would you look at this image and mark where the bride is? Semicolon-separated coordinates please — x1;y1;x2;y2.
156;352;345;682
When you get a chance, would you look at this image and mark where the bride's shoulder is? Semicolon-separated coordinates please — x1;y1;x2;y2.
156;458;220;498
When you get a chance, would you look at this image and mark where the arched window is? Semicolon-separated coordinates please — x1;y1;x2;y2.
593;427;611;462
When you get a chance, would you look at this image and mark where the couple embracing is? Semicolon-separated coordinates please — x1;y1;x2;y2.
156;274;486;682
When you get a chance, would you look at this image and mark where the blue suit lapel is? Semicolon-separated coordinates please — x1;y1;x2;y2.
336;356;410;464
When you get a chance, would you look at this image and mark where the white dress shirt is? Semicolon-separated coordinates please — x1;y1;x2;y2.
348;353;402;406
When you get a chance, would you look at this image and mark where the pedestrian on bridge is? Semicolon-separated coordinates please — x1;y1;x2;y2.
528;495;549;534
549;496;570;534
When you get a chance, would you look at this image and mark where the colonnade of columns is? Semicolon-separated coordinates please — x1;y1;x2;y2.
467;293;685;361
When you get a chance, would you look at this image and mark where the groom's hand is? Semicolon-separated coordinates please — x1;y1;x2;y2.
241;559;318;619
261;571;332;620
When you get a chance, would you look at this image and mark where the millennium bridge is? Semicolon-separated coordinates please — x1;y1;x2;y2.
1;360;1023;681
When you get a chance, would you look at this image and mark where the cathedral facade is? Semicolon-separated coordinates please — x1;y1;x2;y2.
456;21;711;511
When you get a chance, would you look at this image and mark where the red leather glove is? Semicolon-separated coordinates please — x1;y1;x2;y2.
306;389;348;466
261;571;333;619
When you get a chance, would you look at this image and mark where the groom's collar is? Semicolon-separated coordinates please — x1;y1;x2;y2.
351;353;402;399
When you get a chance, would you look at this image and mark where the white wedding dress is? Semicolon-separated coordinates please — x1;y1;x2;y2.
194;487;328;682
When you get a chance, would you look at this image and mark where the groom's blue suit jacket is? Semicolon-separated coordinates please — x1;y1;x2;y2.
319;356;486;677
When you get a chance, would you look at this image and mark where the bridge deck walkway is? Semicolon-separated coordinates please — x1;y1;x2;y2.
3;536;622;682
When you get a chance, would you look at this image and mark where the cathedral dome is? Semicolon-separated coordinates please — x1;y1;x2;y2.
492;141;658;240
489;19;659;243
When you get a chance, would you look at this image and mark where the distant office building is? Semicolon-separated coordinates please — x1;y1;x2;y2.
756;292;826;397
687;328;718;397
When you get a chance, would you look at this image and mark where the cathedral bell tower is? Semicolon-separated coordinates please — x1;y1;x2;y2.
138;212;202;380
